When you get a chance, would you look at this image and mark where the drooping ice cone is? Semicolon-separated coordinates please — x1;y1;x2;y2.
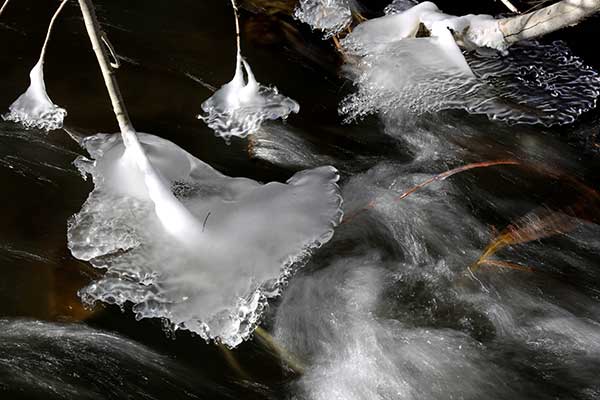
68;131;342;348
3;0;67;131
3;61;66;131
199;52;299;141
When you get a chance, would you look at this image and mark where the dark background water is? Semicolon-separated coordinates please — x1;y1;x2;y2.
1;0;600;399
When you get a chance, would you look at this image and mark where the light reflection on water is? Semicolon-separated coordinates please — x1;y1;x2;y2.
1;0;600;399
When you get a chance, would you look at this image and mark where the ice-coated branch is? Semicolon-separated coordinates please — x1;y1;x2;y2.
77;0;204;243
408;0;600;52
230;0;241;56
77;0;133;136
498;0;520;13
40;0;69;67
498;0;600;45
0;0;11;17
72;0;342;349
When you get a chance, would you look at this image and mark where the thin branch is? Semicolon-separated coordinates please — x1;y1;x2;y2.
101;34;120;69
469;210;576;274
218;344;251;379
230;0;241;56
342;160;519;224
498;0;520;13
478;259;535;272
202;211;211;232
0;0;11;18
77;0;134;136
39;0;69;65
395;160;520;201
254;327;305;374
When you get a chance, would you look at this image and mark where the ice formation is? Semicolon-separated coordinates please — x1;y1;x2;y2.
199;0;299;141
2;0;67;131
199;52;299;141
67;131;342;348
340;1;600;126
294;0;355;39
383;0;418;15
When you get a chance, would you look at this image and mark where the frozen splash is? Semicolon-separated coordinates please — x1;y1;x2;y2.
2;0;67;131
340;2;600;126
294;0;354;39
199;52;299;141
67;132;342;348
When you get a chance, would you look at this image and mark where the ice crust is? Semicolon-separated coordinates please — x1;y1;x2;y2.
294;0;354;39
340;1;600;126
199;53;299;141
2;61;66;132
67;131;342;348
384;0;418;15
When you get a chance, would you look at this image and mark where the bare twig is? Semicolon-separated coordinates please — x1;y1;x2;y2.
202;211;211;232
39;0;69;65
343;160;519;224
254;327;305;374
0;0;10;15
101;34;120;69
230;0;241;56
218;344;251;379
470;210;577;274
477;259;535;272
77;0;202;243
77;0;134;136
0;0;11;18
498;0;520;13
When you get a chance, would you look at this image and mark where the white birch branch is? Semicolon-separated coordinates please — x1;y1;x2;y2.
77;0;134;136
498;0;600;45
0;0;11;18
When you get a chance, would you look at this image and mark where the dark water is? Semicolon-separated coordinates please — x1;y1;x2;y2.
1;0;600;399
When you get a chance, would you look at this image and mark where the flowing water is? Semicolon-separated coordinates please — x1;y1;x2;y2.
1;0;600;399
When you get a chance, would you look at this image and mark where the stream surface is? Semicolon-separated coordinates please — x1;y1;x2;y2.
1;0;600;399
